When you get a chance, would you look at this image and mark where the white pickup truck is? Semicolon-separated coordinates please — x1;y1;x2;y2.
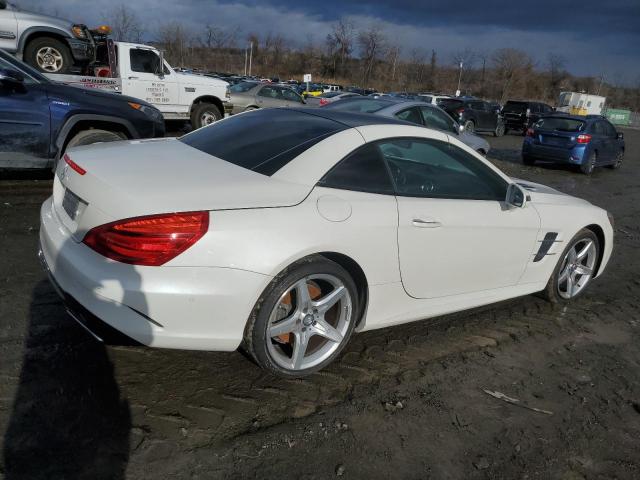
45;41;232;129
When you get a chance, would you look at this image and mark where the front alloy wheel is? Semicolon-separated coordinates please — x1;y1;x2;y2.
557;238;597;299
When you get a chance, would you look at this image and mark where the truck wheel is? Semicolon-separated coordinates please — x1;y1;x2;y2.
191;103;222;129
25;37;73;74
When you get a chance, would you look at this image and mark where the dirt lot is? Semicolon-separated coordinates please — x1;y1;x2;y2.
1;130;639;479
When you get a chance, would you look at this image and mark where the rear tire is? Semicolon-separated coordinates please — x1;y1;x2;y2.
24;37;74;74
607;150;624;169
242;256;359;377
463;120;475;134
522;155;536;166
55;129;125;171
190;103;222;130
580;151;597;175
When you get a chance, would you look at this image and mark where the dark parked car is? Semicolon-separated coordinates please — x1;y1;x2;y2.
502;100;554;134
522;114;624;174
0;49;164;170
438;98;504;136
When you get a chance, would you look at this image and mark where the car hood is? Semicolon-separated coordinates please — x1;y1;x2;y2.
45;83;155;109
14;9;74;34
512;178;592;207
174;72;228;88
60;138;311;226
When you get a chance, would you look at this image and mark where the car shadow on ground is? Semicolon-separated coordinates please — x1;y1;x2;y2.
2;231;151;479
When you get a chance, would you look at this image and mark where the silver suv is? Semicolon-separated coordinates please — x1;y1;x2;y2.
0;0;94;74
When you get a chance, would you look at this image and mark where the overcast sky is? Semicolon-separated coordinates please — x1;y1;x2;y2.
23;0;640;84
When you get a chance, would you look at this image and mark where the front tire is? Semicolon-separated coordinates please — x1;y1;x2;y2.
494;122;505;137
522;154;536;166
542;228;599;304
242;257;359;377
190;103;222;130
25;37;73;74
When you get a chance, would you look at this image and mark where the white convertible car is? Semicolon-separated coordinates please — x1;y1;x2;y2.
39;108;614;377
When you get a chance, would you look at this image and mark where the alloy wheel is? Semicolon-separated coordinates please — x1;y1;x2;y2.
200;111;218;126
36;47;64;73
266;274;352;371
557;237;597;299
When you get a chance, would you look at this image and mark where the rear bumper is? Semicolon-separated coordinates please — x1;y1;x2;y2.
523;141;586;164
39;196;271;351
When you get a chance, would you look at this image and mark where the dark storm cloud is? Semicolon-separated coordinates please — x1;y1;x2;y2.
30;0;640;82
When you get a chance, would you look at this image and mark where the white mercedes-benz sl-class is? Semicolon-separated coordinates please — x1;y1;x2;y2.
39;108;614;377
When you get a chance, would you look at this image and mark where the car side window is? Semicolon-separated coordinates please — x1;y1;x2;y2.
420;107;457;134
258;86;279;98
130;49;166;74
395;107;423;125
603;121;617;137
377;138;508;201
593;121;606;136
281;88;303;102
318;143;395;195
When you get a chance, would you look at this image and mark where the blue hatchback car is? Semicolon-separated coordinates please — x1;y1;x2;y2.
522;114;625;174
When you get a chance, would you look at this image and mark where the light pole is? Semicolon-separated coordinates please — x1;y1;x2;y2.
456;61;463;97
248;42;253;77
244;47;248;76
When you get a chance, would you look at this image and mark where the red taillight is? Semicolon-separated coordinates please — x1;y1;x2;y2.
526;128;535;137
577;134;592;144
456;107;465;115
319;98;329;106
83;211;209;266
64;154;86;175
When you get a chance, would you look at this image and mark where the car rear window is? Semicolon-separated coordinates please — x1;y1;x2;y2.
437;99;463;110
230;81;258;93
324;98;393;113
503;101;528;113
179;109;344;176
535;117;586;132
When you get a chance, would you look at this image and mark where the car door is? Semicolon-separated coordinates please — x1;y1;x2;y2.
123;47;180;113
0;58;51;168
600;120;619;163
379;137;540;299
419;106;458;135
256;85;282;108
591;121;611;163
467;101;487;129
0;6;18;51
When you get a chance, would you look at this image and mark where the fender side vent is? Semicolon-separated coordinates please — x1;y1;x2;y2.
534;232;559;262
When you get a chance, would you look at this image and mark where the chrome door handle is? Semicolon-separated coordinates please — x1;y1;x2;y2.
412;218;441;228
128;76;139;80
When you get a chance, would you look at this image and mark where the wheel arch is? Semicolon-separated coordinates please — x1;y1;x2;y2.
584;224;605;277
54;114;139;160
18;27;72;55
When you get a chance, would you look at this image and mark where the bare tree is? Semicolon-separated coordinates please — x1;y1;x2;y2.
546;53;567;99
102;4;144;43
203;25;239;49
492;48;532;103
157;22;191;67
357;26;386;86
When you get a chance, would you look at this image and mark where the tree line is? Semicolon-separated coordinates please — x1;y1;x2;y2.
88;5;640;111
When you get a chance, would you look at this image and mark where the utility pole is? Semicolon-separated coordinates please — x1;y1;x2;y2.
244;47;248;76
596;74;605;95
456;61;463;97
248;42;253;77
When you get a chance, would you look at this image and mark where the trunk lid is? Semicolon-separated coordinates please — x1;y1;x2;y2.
531;117;586;149
55;138;311;239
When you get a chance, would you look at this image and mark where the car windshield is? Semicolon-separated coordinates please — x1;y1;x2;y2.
503;101;528;113
324;98;394;113
535;117;586;132
0;50;49;84
437;99;463;109
230;81;258;93
179;109;345;176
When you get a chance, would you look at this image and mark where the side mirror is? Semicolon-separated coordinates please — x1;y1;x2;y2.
617;132;624;140
156;50;165;79
506;183;527;208
0;68;25;88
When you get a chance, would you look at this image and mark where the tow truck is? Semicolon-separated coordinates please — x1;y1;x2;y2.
42;27;232;129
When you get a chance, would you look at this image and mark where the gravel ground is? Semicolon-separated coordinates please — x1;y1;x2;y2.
1;129;639;479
